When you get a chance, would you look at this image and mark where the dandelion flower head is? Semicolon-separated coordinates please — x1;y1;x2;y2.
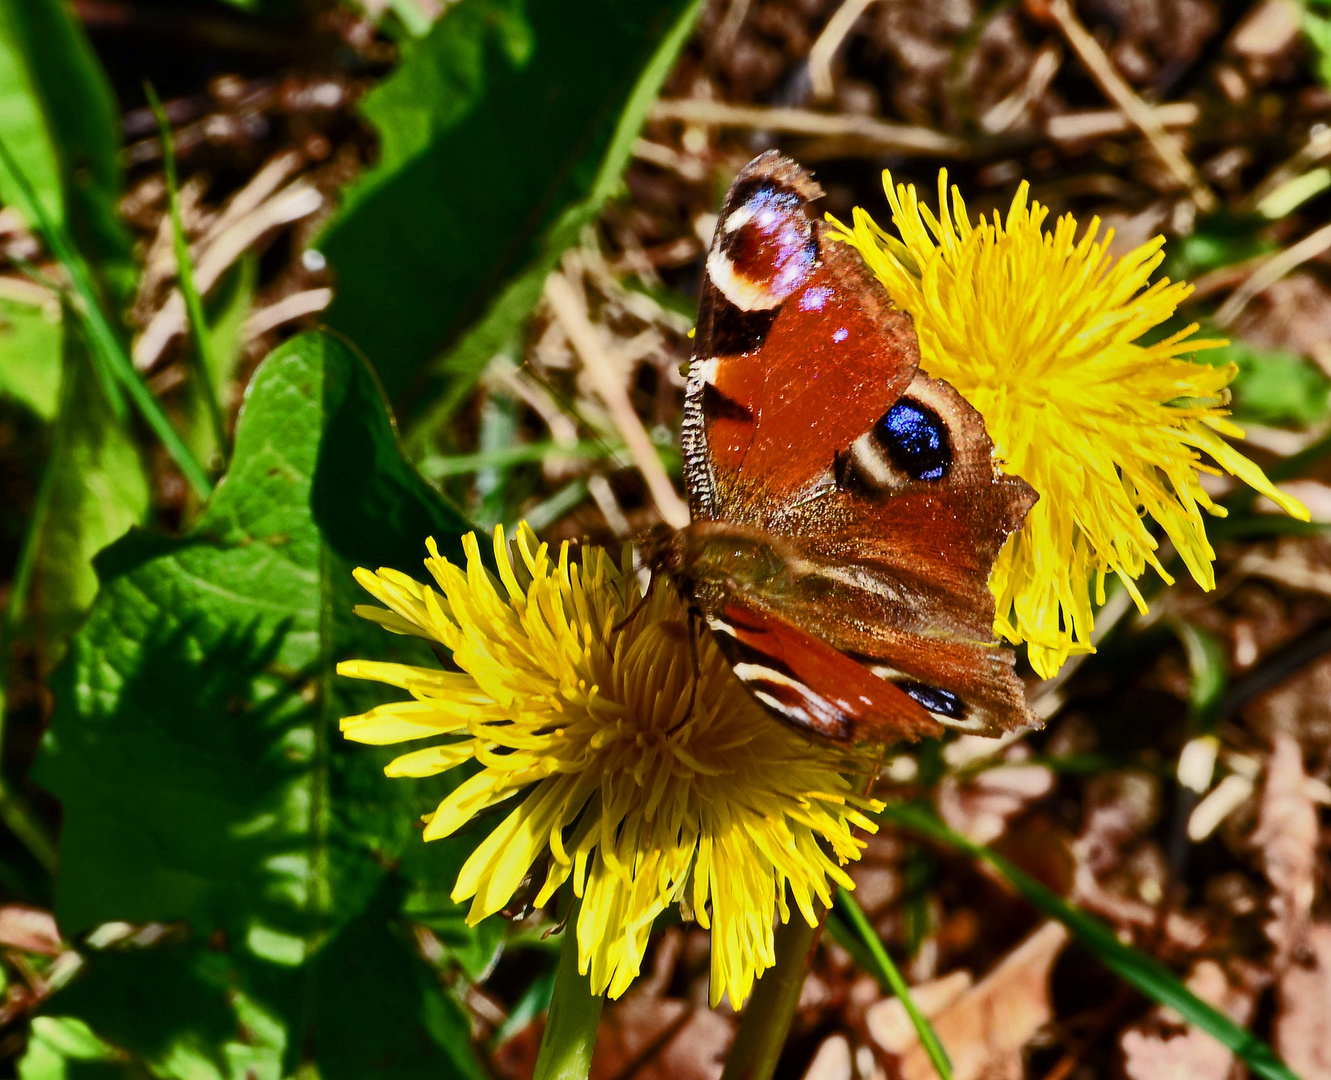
338;525;880;1006
831;171;1309;678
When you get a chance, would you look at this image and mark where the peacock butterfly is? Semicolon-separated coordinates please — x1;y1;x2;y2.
640;152;1039;744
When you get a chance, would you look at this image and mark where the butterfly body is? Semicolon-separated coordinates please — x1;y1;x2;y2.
646;152;1038;745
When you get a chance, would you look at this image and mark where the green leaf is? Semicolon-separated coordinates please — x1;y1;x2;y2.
0;0;131;428
1201;338;1331;427
0;138;213;499
0;0;130;277
1306;8;1331;86
25;329;149;661
877;802;1305;1080
0;293;61;419
1174;620;1227;724
318;0;702;400
35;330;486;1079
17;1017;134;1080
410;0;705;448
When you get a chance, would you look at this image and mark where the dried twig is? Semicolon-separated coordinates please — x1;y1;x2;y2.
0;275;57;310
543;271;689;529
1047;0;1216;212
197;149;305;252
649;98;969;157
133;182;323;370
981;44;1061;134
808;0;880;102
243;287;332;339
1246;126;1331;212
713;0;752;53
1045;102;1198;143
1213;221;1331;327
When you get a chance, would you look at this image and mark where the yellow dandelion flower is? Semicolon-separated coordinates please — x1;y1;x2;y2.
338;524;880;1006
830;171;1309;678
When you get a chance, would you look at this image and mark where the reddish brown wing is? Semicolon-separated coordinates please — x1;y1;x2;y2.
675;151;1038;744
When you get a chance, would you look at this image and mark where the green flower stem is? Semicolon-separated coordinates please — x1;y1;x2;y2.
719;910;823;1080
836;889;952;1080
532;896;605;1080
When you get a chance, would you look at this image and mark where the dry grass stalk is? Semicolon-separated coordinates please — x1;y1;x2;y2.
1047;0;1216;212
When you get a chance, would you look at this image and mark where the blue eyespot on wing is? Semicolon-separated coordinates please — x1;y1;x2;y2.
874;399;952;481
897;681;965;719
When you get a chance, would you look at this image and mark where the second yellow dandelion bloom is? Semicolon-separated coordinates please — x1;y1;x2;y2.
338;526;880;1006
831;172;1309;678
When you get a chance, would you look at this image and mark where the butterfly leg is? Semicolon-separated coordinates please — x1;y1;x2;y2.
611;580;655;635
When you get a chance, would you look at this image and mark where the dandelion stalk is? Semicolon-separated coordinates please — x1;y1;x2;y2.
719;913;822;1080
532;894;604;1080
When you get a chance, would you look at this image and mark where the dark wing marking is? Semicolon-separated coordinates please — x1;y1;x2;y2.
706;600;943;743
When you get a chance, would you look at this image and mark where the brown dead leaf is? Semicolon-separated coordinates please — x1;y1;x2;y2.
1253;731;1319;966
864;969;973;1053
592;929;691;1080
586;928;735;1080
1121;960;1263;1080
1275;922;1331;1080
1231;273;1331;359
1235;538;1331;601
1075;770;1162;878
0;906;61;956
802;1033;852;1080
878;921;1069;1080
938;764;1055;845
625;1010;732;1080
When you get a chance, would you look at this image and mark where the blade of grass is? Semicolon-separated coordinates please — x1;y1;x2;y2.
144;84;226;464
418;440;626;480
0;435;60;875
0;137;212;500
834;889;953;1080
517;478;590;535
877;801;1305;1080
